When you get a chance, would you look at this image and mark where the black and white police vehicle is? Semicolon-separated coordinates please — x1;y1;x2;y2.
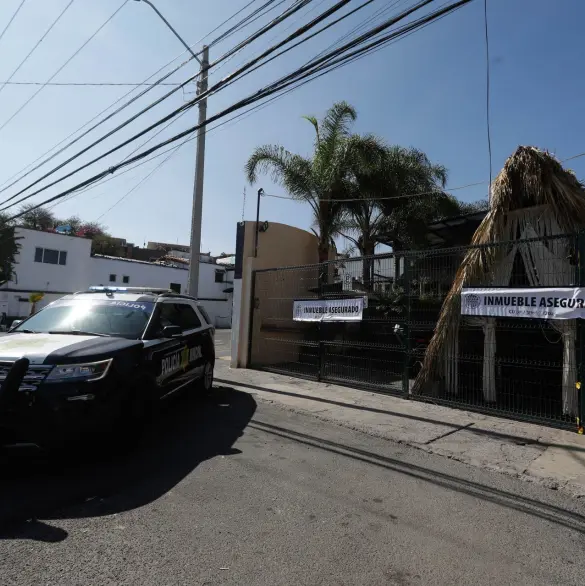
0;286;215;449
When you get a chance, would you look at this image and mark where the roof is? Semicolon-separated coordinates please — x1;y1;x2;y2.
425;210;488;247
93;254;189;270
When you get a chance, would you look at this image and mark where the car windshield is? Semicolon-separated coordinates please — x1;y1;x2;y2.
13;299;155;338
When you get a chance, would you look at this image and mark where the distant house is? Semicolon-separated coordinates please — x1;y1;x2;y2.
0;228;234;327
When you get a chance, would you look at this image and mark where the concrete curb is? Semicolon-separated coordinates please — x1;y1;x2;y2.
214;360;585;498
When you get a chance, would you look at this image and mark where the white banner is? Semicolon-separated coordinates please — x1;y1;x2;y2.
461;287;585;320
293;297;364;322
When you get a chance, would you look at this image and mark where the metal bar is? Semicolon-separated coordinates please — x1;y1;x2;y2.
136;0;202;63
254;188;262;258
247;269;257;367
578;231;585;430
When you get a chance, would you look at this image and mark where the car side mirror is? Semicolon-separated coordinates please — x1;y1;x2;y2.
9;320;22;331
162;325;182;338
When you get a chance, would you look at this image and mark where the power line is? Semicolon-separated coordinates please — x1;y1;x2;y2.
0;0;76;98
0;0;128;135
0;80;183;87
0;0;353;209
4;0;473;220
563;153;585;163
0;0;27;45
95;143;183;221
0;0;311;204
0;0;273;194
260;180;489;203
208;0;288;48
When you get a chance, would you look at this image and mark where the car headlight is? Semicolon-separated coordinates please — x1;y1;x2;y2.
45;359;112;383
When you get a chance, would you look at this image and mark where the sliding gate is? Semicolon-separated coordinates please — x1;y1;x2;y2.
248;254;411;394
248;236;585;430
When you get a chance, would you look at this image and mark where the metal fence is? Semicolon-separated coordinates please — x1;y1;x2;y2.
248;232;584;429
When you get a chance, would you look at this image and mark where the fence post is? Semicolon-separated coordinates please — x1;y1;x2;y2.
246;269;257;368
578;231;585;430
402;255;412;396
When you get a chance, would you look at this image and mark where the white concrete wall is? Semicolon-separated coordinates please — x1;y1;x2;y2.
12;228;92;293
0;229;233;327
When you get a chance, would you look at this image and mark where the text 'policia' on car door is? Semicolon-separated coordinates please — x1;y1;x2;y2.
148;302;208;396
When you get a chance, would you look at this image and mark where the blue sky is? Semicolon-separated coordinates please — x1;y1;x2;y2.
0;0;583;255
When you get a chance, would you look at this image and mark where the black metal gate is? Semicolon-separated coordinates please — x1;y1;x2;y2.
248;234;585;430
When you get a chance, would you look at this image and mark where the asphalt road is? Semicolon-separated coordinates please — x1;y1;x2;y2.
1;330;585;585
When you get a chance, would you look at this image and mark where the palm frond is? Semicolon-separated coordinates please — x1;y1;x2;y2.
413;146;585;395
303;115;320;146
244;144;314;202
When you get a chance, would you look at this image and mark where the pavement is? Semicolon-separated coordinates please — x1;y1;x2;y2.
214;330;585;498
2;330;585;584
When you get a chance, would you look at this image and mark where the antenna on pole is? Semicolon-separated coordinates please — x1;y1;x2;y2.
242;186;246;222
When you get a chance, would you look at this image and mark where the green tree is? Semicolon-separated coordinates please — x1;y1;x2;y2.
19;204;56;231
91;233;120;256
0;213;19;285
245;101;385;267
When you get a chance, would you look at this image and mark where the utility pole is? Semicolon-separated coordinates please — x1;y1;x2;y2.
133;0;208;299
187;45;209;298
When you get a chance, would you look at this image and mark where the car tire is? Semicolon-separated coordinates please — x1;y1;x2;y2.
197;360;214;397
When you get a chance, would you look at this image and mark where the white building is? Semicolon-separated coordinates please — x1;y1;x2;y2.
0;228;233;327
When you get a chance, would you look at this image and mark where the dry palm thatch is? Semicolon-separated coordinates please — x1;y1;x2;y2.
412;146;585;396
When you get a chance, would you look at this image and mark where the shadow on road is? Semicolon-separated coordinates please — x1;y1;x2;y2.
0;386;256;542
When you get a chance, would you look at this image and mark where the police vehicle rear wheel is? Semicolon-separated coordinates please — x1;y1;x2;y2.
198;361;214;396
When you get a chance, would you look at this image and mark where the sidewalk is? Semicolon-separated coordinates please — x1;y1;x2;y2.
215;357;585;497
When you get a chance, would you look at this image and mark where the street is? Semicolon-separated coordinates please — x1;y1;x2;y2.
0;330;584;585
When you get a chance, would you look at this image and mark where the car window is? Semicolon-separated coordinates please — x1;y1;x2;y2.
175;303;202;330
197;305;211;325
13;299;155;339
154;303;201;336
158;304;182;329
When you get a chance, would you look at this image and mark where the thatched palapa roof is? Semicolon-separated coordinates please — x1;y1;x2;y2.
412;146;585;395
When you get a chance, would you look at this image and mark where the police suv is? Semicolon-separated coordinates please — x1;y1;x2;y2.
0;286;215;449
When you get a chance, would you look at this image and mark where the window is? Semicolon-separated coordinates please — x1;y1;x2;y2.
215;269;224;283
176;304;201;330
122;275;129;284
198;305;212;325
169;283;181;293
109;274;116;283
34;247;67;265
157;303;201;334
12;299;155;339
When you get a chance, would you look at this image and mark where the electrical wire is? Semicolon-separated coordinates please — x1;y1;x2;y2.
0;81;182;87
0;0;76;98
95;144;182;221
0;0;269;195
0;0;129;135
0;0;27;45
563;153;585;163
0;0;315;207
260;180;489;202
0;0;355;209
208;0;289;48
3;0;475;221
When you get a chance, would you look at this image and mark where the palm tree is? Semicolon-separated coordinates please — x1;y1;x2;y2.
245;102;385;269
355;146;456;251
337;146;454;288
